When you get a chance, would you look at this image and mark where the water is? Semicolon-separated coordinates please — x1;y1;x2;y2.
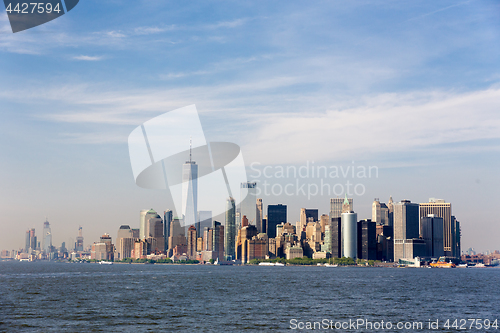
0;262;499;332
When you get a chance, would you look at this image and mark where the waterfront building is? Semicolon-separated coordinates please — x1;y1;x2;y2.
285;246;303;260
420;214;444;258
42;219;52;254
357;219;377;260
394;200;420;261
419;199;457;257
116;225;133;260
372;199;390;226
213;221;224;260
163;210;173;252
341;211;357;259
224;197;236;260
187;225;197;259
256;198;264;234
139;209;149;240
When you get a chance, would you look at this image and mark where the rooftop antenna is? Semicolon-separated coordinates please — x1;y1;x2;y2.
189;136;192;163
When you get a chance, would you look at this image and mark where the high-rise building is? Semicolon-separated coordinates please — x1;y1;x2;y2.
42;219;52;253
357;219;377;260
224;197;236;260
420;214;444;258
256;198;264;234
29;228;37;251
25;230;30;253
75;226;84;252
240;182;257;225
139;209;149;240
452;216;461;258
144;210;164;252
341;212;357;259
182;144;198;228
168;217;185;251
419;199;455;257
329;217;342;258
393;200;421;261
387;196;394;226
267;204;287;239
213;221;224;260
187;225;197;259
372;199;390;226
164;210;173;252
330;195;353;219
116;225;133;260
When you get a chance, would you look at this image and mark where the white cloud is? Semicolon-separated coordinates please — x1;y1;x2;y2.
73;55;103;61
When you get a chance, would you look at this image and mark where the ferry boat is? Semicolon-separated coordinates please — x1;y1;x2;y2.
259;262;284;266
99;261;113;265
430;257;455;268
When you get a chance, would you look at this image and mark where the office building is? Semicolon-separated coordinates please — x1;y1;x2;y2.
224;197;236;260
267;204;287;239
357;219;377;260
42;219;52;253
420;214;444;258
187;225;197;259
139;209;149;240
341;211;357;259
116;225;133;260
75;226;84;252
256;198;264;233
213;221;224;260
372;199;390;226
330;195;353;219
419;199;456;257
164;210;173;253
198;211;212;239
394;200;420;261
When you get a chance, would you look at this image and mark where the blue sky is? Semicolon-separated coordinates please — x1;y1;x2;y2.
1;1;499;252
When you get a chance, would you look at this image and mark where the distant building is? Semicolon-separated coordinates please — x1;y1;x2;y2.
213;221;224;260
372;199;390;226
267;204;287;239
419;199;457;257
163;210;173;252
256;198;264;234
182;149;198;229
420;214;444;258
394;200;420;261
116;225;133;260
75;226;84;252
187;225;197;259
42;219;52;254
341;211;357;259
330;195;353;219
198;211;212;240
139;209;149;240
286;246;303;260
357;219;377;260
224;197;236;260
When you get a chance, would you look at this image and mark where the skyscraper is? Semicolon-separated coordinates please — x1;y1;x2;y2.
42;219;52;253
240;182;257;225
164;210;173;252
420;214;444;258
267;204;287;239
182;143;198;228
224;197;236;260
419;199;455;257
372;199;390;226
198;211;212;239
393;200;423;261
256;198;264;234
75;227;83;252
213;221;224;260
139;209;149;240
187;225;197;259
330;195;353;219
357;219;376;260
116;225;133;260
341;211;357;259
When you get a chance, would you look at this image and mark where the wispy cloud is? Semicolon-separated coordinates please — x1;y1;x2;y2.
73;55;104;61
134;25;177;35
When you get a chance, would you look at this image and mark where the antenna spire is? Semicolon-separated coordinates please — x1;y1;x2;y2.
189;136;192;163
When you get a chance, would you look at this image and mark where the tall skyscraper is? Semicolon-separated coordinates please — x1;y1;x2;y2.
187;225;197;259
116;225;133;260
75;226;84;252
297;208;318;234
182;143;198;228
224;197;236;260
213;221;224;260
420;214;444;258
387;196;394;226
394;200;423;261
419;199;455;257
164;210;173;252
330;195;353;219
341;211;357;259
267;204;287;239
25;230;30;253
240;182;257;225
330;217;342;258
42;219;52;253
256;198;264;234
357;219;377;260
139;209;149;240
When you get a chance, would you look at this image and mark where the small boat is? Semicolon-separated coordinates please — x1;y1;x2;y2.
457;264;468;268
324;263;338;267
259;262;284;266
99;261;113;265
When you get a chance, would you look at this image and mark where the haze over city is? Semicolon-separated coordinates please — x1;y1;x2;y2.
1;1;499;253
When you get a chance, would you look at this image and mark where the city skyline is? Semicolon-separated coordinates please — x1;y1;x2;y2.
1;1;499;252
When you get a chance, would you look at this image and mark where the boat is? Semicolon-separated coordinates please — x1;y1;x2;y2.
259;262;284;266
430;257;455;268
324;263;338;267
457;264;468;268
99;261;113;265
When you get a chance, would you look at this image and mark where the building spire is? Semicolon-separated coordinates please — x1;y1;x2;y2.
189;136;192;163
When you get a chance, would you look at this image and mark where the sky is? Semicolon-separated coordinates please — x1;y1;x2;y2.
1;0;499;253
